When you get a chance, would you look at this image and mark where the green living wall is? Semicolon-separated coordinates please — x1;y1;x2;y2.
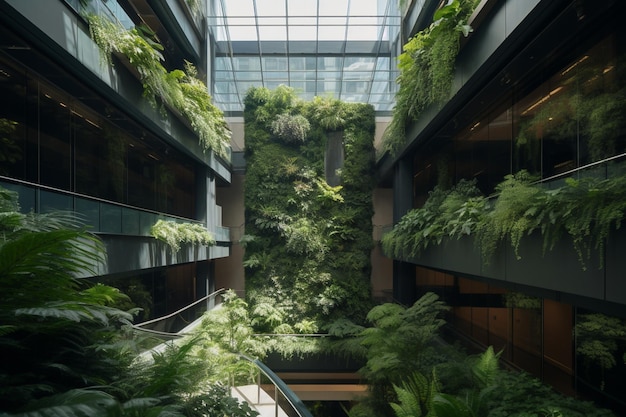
243;86;376;331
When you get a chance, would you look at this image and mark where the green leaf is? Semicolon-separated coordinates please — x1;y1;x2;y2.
4;389;119;417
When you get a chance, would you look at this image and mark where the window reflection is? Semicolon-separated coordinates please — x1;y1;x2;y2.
413;33;625;201
0;54;197;220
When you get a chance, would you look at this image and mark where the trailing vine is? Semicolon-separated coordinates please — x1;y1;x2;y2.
381;179;485;258
382;169;626;269
86;14;231;160
381;0;476;156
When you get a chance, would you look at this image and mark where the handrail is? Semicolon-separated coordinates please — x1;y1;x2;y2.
132;288;226;335
0;175;203;224
238;354;314;417
537;152;626;184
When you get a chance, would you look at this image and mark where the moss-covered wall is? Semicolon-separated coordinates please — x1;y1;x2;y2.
243;86;376;330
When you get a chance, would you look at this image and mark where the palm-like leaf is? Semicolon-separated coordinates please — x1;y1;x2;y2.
1;229;105;311
2;389;119;417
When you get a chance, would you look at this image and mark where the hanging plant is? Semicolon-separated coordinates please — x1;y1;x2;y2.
85;14;231;160
381;0;476;156
381;179;485;259
383;169;626;270
150;219;215;252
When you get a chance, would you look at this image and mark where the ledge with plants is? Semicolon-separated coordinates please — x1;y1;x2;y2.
381;170;626;271
85;14;231;161
381;0;478;157
150;219;215;253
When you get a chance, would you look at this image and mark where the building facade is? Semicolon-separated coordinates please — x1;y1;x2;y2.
2;0;626;413
0;0;231;319
379;0;626;412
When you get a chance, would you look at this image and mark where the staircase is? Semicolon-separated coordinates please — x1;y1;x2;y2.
231;384;290;417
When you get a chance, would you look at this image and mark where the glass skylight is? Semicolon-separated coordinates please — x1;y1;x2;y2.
209;0;400;114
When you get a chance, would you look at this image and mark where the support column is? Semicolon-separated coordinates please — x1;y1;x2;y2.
392;157;416;305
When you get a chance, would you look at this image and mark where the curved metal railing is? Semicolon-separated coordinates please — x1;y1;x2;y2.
235;355;314;417
132;288;226;337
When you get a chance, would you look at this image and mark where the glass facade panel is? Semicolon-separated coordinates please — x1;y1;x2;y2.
0;59;29;182
39;86;71;190
122;207;141;235
575;309;626;405
75;197;100;232
0;55;198;221
414;33;625;200
100;202;122;234
40;189;72;213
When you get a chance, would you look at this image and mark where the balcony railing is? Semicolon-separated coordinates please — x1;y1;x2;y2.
132;288;226;337
0;177;229;244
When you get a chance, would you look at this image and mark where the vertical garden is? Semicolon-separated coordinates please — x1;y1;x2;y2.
242;86;376;331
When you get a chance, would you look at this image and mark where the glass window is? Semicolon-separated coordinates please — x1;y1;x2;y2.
0;58;28;181
39;85;71;190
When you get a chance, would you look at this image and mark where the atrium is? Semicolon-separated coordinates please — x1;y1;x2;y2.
0;0;625;416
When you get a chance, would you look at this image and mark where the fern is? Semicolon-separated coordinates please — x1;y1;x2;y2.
86;16;231;160
391;372;438;417
150;219;215;252
382;0;476;156
3;389;119;417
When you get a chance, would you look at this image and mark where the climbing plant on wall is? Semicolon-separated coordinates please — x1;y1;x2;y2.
243;85;376;330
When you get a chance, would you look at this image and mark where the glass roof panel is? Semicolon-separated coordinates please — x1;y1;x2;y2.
258;25;287;41
288;25;316;41
319;0;348;16
289;0;319;16
256;0;286;16
211;0;400;114
317;26;346;41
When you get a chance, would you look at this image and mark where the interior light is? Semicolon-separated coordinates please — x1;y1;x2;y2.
561;55;589;76
85;118;101;128
522;86;564;115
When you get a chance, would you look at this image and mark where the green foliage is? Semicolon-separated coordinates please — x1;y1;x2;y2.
382;0;476;156
304;96;349;131
86;15;231;160
390;372;438;417
477;170;543;260
0;188;257;417
502;292;542;309
150;219;215;252
174;62;232;159
575;313;626;373
386;344;614;417
488;369;614;417
270;113;311;143
243;86;375;328
381;179;485;258
334;294;447;417
383;169;626;269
